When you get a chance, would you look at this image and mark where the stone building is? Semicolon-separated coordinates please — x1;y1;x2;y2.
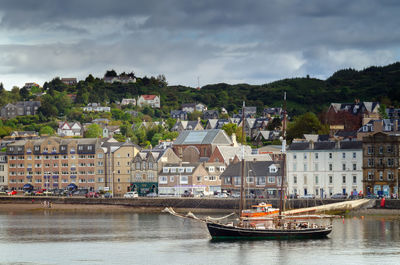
0;101;41;119
0;152;8;190
362;132;400;197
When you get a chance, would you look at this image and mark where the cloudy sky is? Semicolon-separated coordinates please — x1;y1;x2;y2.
0;0;399;90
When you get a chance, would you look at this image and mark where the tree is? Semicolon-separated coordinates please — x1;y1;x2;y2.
378;104;388;119
286;112;328;142
85;124;102;138
104;70;117;77
39;126;54;136
221;123;237;136
267;117;281;130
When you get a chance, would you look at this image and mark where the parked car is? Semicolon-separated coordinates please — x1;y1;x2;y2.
34;189;47;196
231;192;240;198
214;192;228;198
331;193;347;199
103;192;113;198
43;190;55;196
146;192;158;197
123;191;138;198
24;190;34;196
0;190;7;196
300;194;315;199
86;191;100;198
7;190;17;196
52;189;66;196
182;190;194;197
73;189;89;196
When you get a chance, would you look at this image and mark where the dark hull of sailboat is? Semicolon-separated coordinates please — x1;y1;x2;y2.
206;222;332;240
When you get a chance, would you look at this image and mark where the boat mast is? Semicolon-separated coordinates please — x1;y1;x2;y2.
279;92;287;217
239;101;246;215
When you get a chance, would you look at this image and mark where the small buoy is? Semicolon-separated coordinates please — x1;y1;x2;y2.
342;217;345;224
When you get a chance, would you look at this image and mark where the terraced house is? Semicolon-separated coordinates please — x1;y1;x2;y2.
131;148;180;196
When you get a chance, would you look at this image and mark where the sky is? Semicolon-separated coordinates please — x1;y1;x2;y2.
0;0;399;90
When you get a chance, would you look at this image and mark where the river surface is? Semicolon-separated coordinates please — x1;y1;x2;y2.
0;209;399;265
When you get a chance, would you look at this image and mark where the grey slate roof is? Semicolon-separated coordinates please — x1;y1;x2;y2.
173;129;232;145
221;161;283;177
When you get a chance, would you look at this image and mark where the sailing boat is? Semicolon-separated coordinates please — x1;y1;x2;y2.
206;94;333;239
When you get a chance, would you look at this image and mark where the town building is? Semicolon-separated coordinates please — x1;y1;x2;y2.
325;101;380;131
171;119;204;132
0;152;8;190
137;95;160;108
203;110;219;120
23;83;40;89
286;140;363;198
172;129;233;162
104;76;136;84
0;101;41;119
181;103;206;113
362;132;400;197
158;162;209;196
171;110;188;120
357;119;400;140
120;98;137;106
220;160;284;198
8;131;39;140
57;121;83;137
61;78;77;85
83;103;111;112
6;137;102;191
131;148;180;196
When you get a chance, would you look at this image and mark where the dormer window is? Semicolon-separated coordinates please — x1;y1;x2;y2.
163;168;169;173
269;165;277;173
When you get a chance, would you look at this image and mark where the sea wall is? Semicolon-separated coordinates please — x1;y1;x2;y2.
0;196;346;210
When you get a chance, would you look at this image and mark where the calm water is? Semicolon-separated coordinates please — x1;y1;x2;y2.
0;209;399;265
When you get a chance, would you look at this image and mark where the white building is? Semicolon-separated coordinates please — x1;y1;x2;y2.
286;140;363;198
137;95;160;108
121;98;137;106
57;121;83;137
83;103;111;112
0;152;8;190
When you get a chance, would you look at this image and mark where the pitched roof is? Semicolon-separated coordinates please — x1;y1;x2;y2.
221;161;282;177
141;95;157;100
173;129;232;145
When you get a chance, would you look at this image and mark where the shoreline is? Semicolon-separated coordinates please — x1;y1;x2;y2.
2;202;400;216
0;202;234;213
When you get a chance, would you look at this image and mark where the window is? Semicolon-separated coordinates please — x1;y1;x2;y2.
329;175;333;184
368;171;373;180
353;164;357;171
246;176;254;183
180;175;188;184
342;153;346;159
170;176;174;182
314;163;318;171
304;153;307;159
293;154;297;160
388;171;394;181
171;168;176;173
163;168;169;173
98;162;103;166
342;164;346;171
88;146;92;150
342;175;346;184
256;176;266;185
379;171;383;181
368;159;374;167
142;162;146;169
136;162;140;169
303;164;307;171
179;167;185;173
387;146;393;153
367;146;374;154
78;146;83;150
315;153;318;159
293;175;297;184
304;175;307;185
98;153;103;158
315;175;319;184
197;176;202;182
293;163;297;171
268;176;275;183
388;158;394;167
224;176;232;184
379;146;383;154
208;166;215;172
234;176;241;185
353;152;356;159
329;153;332;159
149;162;153;169
353;175;357;184
186;168;192;173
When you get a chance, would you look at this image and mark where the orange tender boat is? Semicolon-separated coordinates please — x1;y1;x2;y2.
241;202;279;218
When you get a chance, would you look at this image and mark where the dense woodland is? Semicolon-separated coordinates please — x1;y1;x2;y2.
0;62;399;145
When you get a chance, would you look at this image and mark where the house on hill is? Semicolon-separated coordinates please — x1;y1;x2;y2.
325;101;380;131
0;101;41;119
57;122;83;137
137;95;160;108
